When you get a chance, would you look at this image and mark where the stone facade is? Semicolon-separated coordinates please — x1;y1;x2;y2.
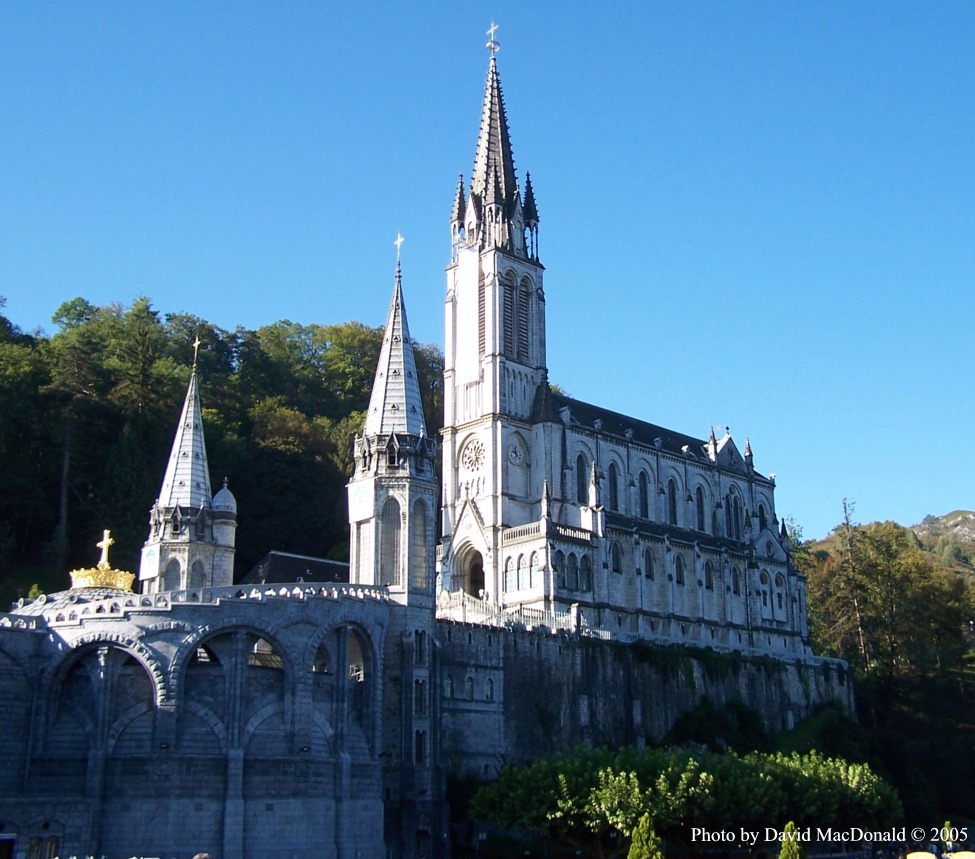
0;36;852;859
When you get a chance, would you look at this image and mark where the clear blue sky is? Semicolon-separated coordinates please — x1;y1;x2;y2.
2;3;972;540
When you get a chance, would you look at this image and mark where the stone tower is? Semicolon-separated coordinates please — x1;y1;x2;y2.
138;361;237;592
439;41;547;601
348;251;443;857
348;253;438;601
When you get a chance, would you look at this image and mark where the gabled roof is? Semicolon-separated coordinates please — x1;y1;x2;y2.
363;263;427;437
470;56;519;213
158;369;212;508
532;385;770;480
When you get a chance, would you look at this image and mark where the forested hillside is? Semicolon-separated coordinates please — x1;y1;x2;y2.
795;504;975;820
0;296;443;606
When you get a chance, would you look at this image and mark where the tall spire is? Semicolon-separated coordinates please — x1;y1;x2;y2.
158;368;212;508
364;239;427;437
471;52;518;217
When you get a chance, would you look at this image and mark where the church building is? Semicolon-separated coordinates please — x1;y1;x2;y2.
0;30;849;859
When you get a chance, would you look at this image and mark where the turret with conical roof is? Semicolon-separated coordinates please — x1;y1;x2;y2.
139;354;236;592
349;241;437;603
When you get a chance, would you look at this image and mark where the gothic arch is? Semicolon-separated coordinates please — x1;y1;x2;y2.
692;482;709;533
411;498;431;591
454;541;486;598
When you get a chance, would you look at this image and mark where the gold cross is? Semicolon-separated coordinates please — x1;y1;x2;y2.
192;335;202;368
394;232;404;262
96;529;115;569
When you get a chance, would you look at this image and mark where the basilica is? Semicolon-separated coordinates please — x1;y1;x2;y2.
0;34;849;859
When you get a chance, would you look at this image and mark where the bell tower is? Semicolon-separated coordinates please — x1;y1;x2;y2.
439;26;548;600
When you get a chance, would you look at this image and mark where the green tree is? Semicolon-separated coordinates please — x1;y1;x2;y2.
778;821;805;859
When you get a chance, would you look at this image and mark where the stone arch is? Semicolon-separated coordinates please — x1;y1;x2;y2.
43;631;168;708
175;619;296;700
380;496;402;587
188;558;206;589
44;642;157;767
411;498;431;591
454;542;485;597
163;556;182;591
637;468;652;519
693;482;709;532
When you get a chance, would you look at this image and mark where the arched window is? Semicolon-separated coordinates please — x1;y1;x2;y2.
529;552;539;588
608;462;619;512
638;471;650;519
380;498;401;586
502;274;515;357
696;486;706;532
486;677;495;702
445;675;454;698
517;555;529;590
667;478;678;525
704;561;714;590
465;676;474;700
732;566;741;595
576;454;588;503
733;496;742;541
517;282;531;362
611;541;623;573
163;558;181;591
674;554;685;585
760;572;771;608
725;495;733;537
580;556;592;591
189;559;205;589
504;557;515;592
412;501;428;590
775;573;785;610
758;503;768;532
554;551;565;588
566;554;579;590
644;550;654;580
415;730;426;763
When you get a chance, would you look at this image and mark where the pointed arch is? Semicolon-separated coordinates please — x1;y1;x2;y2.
411;499;429;591
576;453;588;504
608;462;620;512
380;497;402;586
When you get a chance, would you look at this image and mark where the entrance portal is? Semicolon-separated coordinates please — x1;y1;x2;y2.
464;551;484;597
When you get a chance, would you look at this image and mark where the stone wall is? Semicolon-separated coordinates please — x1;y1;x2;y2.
439;619;852;774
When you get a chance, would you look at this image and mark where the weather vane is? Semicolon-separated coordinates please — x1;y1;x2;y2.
394;232;404;264
486;21;500;56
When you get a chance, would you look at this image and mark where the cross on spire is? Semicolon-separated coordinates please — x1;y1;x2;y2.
486;21;500;56
394;232;404;263
192;335;202;369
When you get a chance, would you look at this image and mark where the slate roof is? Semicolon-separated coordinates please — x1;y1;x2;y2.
363;263;428;437
242;551;350;586
470;56;519;214
158;370;212;508
532;385;709;459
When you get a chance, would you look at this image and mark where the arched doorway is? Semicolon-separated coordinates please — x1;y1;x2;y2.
457;548;484;597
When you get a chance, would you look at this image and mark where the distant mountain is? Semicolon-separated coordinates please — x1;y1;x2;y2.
910;510;975;572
